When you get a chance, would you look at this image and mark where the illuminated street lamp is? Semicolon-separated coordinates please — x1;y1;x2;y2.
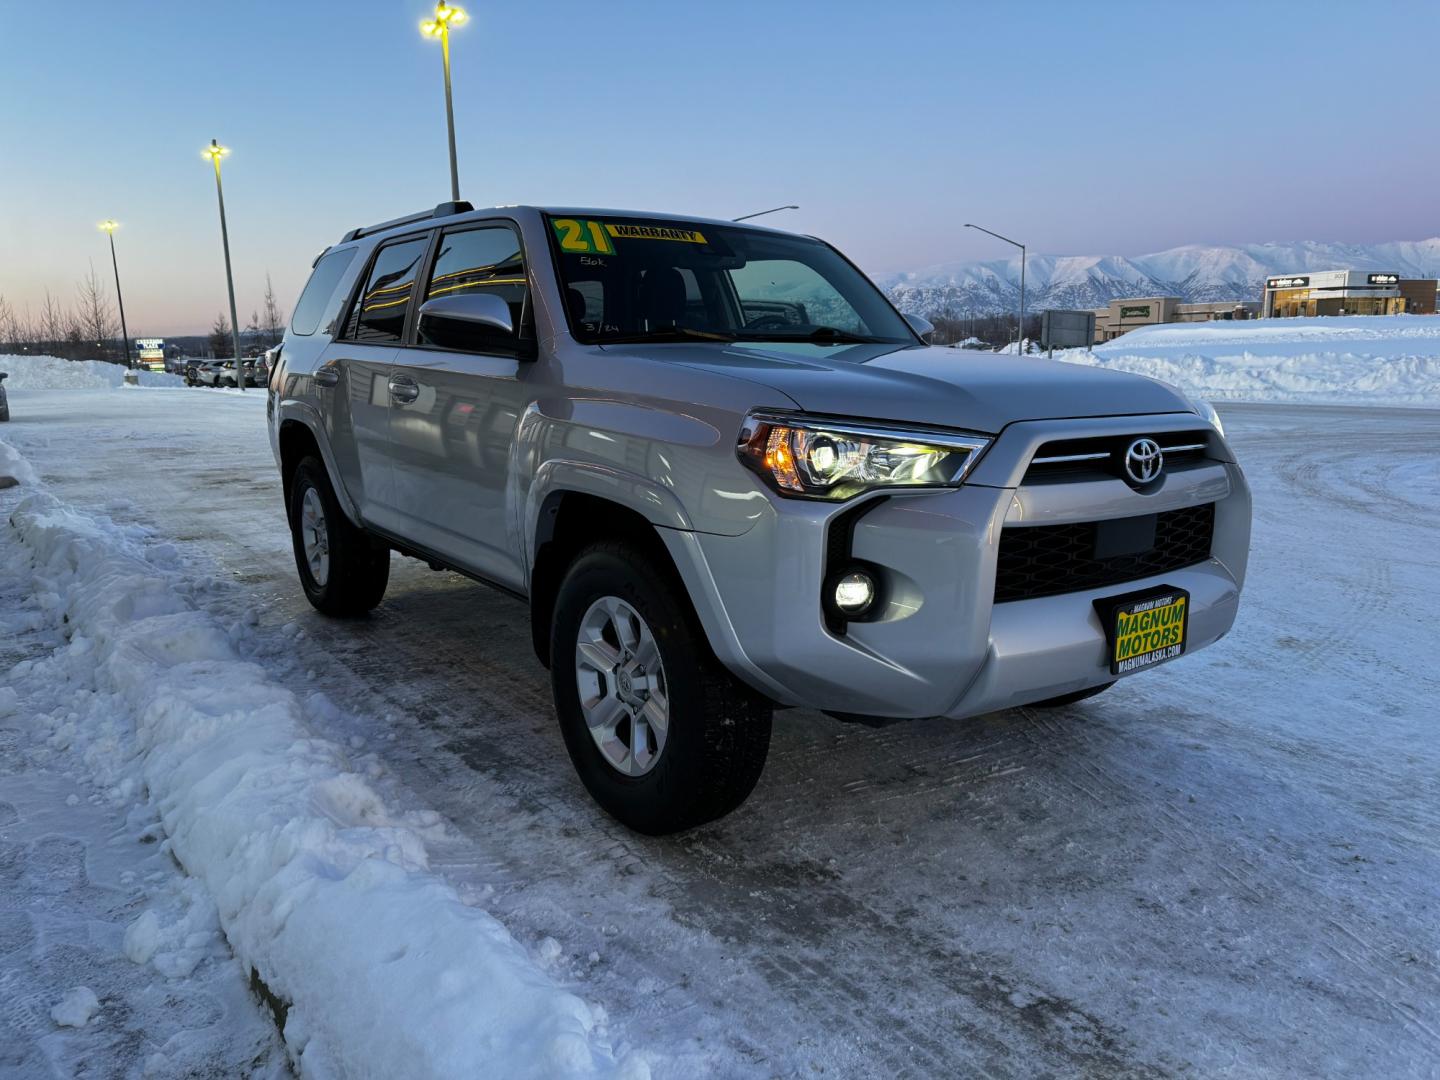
202;139;244;389
421;1;468;202
97;220;133;368
965;222;1026;353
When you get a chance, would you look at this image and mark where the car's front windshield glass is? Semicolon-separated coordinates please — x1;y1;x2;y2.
544;214;917;348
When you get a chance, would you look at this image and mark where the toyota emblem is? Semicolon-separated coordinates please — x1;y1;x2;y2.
1124;438;1164;484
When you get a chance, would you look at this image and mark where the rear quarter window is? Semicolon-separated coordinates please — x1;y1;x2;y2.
290;248;358;336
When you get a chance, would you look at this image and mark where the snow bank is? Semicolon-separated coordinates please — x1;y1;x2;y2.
1;353;183;389
3;447;643;1079
1055;315;1440;407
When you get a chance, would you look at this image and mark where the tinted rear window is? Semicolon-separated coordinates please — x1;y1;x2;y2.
290;248;358;336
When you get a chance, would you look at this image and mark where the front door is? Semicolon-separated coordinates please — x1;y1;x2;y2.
386;221;534;589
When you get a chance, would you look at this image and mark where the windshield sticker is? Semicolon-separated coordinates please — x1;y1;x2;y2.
605;223;708;244
551;218;616;255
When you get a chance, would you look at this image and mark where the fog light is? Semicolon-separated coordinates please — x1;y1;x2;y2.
834;571;876;615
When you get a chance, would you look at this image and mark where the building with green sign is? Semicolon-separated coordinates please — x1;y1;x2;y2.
1089;296;1259;342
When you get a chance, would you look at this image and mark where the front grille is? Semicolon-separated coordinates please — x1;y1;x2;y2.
994;503;1215;603
1024;430;1213;485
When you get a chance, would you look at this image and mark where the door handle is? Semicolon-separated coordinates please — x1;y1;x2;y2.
313;366;339;388
388;374;420;404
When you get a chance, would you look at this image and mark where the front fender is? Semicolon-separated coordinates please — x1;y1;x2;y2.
521;457;695;578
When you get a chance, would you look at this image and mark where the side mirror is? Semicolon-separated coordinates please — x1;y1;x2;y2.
904;313;935;343
0;372;8;382
417;293;520;353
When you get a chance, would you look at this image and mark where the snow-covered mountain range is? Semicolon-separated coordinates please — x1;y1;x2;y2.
878;239;1440;316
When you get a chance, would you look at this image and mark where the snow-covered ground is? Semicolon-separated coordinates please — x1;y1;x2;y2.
1056;314;1440;406
3;376;1439;1077
1;354;183;390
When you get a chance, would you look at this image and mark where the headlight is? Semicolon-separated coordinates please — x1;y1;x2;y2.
738;412;990;500
1188;396;1225;438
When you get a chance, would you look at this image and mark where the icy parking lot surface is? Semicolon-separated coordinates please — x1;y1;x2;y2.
3;386;1439;1077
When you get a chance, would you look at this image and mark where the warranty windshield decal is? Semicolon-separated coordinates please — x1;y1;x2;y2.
605;223;707;244
552;218;707;254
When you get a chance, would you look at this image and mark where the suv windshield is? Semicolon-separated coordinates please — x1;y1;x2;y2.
545;214;917;347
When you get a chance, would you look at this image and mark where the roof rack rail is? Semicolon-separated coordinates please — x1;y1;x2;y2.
340;200;475;244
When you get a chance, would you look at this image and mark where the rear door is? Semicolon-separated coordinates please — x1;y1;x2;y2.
323;232;432;533
386;220;533;588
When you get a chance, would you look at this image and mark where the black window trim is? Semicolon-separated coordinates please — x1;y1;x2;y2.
334;227;439;347
407;215;534;359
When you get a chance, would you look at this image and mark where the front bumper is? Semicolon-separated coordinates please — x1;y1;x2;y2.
662;413;1251;719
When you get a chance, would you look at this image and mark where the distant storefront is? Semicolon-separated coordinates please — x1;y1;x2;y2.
1262;270;1437;318
1091;297;1259;342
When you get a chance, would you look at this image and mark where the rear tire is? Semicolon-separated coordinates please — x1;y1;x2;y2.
287;456;389;617
1031;682;1114;708
550;541;772;834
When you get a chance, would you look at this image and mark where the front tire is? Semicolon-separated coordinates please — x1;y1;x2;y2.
550;542;772;834
287;456;389;616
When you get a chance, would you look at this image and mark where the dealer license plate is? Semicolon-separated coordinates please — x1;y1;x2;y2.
1100;587;1189;675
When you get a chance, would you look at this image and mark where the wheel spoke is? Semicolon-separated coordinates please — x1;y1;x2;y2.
629;715;651;774
576;637;621;674
583;692;626;734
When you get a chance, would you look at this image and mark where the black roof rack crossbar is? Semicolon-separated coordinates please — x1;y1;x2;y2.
340;200;475;244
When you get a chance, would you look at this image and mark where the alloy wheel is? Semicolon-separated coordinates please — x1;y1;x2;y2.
574;596;670;776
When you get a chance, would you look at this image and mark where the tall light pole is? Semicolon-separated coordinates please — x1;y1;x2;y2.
965;222;1026;353
733;204;799;222
421;1;468;202
97;220;133;368
203;139;244;389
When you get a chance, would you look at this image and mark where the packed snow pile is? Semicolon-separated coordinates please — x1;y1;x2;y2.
0;352;183;389
1;443;645;1080
1055;315;1440;406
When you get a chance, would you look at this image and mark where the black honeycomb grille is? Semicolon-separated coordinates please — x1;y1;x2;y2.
994;503;1215;603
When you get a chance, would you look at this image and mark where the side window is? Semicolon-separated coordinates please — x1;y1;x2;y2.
341;235;430;344
290;248;357;336
419;225;528;352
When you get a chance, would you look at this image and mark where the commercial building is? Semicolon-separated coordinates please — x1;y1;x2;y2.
1090;297;1259;342
1261;270;1437;318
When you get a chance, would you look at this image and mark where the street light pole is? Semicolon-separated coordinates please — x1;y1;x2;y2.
97;220;132;368
421;2;469;202
965;222;1026;354
733;204;799;222
203;139;244;391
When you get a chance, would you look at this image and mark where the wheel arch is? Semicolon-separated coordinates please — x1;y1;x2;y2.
277;408;361;526
528;490;691;668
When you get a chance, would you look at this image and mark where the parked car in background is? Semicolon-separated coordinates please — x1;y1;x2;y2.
268;201;1250;834
0;371;9;422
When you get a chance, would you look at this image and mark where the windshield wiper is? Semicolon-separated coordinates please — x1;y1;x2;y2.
597;327;737;345
735;326;885;345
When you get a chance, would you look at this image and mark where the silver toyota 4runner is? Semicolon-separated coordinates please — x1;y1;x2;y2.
267;202;1251;834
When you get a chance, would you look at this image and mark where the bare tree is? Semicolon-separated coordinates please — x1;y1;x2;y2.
38;291;69;357
0;294;15;352
76;263;120;362
209;313;232;358
246;309;262;354
261;273;286;346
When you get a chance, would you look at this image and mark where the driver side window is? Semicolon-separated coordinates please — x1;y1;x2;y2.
419;225;528;353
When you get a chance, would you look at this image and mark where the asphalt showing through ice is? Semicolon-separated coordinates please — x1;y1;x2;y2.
3;390;1438;1077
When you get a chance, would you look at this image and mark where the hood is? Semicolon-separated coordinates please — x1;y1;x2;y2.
611;341;1194;434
